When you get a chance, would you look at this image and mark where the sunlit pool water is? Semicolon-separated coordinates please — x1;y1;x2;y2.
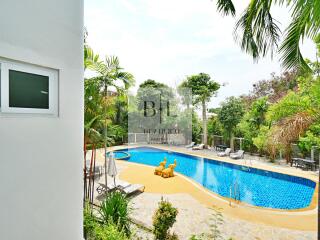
113;147;316;210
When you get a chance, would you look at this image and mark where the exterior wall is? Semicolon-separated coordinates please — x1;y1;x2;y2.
0;1;83;239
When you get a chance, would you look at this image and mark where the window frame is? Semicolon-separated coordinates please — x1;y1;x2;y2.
0;60;58;115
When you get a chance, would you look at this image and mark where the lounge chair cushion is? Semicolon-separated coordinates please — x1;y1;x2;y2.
230;150;244;159
120;184;145;195
217;148;231;157
193;144;204;150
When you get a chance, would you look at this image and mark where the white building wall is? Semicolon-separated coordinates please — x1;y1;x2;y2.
0;1;83;239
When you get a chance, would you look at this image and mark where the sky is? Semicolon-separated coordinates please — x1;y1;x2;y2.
84;0;316;108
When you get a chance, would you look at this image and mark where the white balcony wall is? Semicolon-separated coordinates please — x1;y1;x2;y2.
0;0;83;239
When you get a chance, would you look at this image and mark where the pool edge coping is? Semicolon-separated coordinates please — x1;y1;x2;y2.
108;144;319;213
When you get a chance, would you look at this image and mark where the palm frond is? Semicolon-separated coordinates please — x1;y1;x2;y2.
279;0;319;71
279;18;309;71
234;0;281;60
84;45;100;70
216;0;236;16
270;111;315;146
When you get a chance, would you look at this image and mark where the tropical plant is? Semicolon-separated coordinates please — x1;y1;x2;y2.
89;56;135;93
180;73;220;147
90;223;129;240
87;54;134;174
216;0;320;71
298;127;320;156
84;45;100;70
83;43;135;202
265;74;320;163
238;97;269;152
83;202;97;239
192;112;203;144
99;191;131;236
152;198;178;240
84;76;116;202
218;97;244;151
84;201;129;240
252;125;270;157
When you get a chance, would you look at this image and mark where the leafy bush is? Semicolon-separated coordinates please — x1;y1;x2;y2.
252;126;269;156
91;222;129;240
298;124;320;156
84;202;97;238
99;191;131;236
152;198;178;240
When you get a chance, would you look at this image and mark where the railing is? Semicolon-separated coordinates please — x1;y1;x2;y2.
127;133;187;145
229;179;240;206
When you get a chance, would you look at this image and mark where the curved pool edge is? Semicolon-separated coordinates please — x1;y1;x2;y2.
109;144;319;211
118;160;318;231
120;158;318;213
106;150;131;160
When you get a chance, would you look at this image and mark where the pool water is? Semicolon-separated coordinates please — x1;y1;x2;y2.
117;147;316;210
107;151;130;160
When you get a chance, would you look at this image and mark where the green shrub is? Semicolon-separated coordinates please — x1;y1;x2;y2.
189;235;203;240
152;198;178;240
83;202;97;238
99;191;131;236
91;222;129;240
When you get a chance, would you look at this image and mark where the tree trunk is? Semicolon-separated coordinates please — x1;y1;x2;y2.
284;144;293;165
202;100;207;147
230;132;234;152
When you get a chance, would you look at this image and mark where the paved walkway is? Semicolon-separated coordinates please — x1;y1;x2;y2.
130;193;316;240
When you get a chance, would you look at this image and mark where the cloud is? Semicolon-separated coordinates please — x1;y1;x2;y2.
85;0;317;107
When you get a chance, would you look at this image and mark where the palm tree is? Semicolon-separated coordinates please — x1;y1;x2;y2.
89;56;134;93
84;76;119;202
86;55;134;194
216;0;320;71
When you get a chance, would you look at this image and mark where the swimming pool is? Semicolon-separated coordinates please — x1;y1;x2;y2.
116;147;316;210
107;151;130;160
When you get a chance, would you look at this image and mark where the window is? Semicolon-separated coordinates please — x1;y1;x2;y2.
0;60;58;115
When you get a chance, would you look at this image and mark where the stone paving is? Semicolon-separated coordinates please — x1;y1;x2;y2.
129;193;317;240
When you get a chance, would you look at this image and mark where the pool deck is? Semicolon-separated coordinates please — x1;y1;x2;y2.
94;144;318;234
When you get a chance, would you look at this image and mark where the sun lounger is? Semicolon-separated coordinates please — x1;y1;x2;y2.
230;150;245;159
185;142;195;148
192;144;204;150
97;180;145;196
96;182;116;194
217;148;231;157
119;183;145;196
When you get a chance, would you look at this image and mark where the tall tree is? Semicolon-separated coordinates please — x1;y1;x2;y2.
216;0;320;72
266;76;320;163
218;97;244;151
180;73;220;147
